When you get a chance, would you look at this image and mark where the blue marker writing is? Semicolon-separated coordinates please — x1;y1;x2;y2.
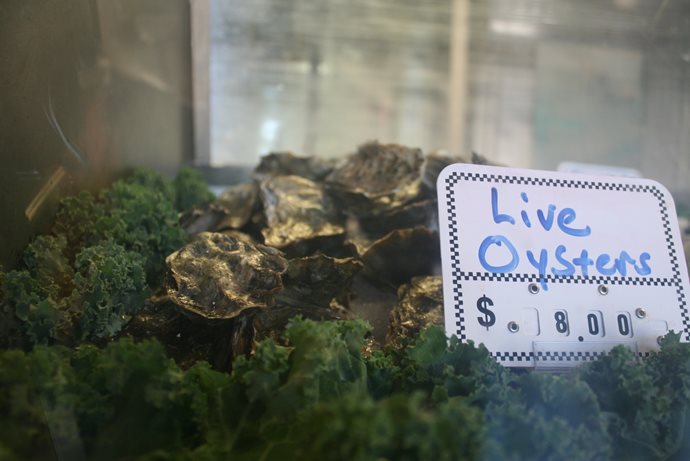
491;187;515;225
478;235;519;273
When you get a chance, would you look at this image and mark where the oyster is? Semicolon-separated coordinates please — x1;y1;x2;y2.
361;226;441;286
218;229;257;244
387;276;444;345
348;274;399;343
216;182;260;229
276;254;363;309
422;152;467;194
260;175;345;255
180;182;259;235
325;141;427;217
358;199;437;236
180;203;225;235
254;152;335;181
165;232;288;320
471;151;502;166
122;298;229;370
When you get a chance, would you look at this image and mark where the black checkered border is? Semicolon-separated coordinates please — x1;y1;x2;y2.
443;170;690;351
450;171;666;194
459;272;674;287
491;350;652;363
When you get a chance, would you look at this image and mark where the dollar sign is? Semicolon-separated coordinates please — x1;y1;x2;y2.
477;295;496;330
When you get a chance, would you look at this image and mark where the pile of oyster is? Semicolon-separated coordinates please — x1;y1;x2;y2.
127;142;486;370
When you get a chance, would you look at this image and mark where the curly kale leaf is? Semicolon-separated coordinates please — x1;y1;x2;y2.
401;327;506;401
68;339;209;459
173;167;215;212
53;191;124;252
482;372;612;461
2;320;690;460
0;339;223;460
280;392;484;461
71;241;147;340
0;345;82;460
121;168;176;204
22;234;74;297
577;336;690;460
52;177;186;285
0;270;65;344
100;181;186;283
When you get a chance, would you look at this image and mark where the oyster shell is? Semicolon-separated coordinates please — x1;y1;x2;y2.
361;226;441;286
180;204;224;235
471;151;502;166
180;182;258;235
387;276;444;345
260;175;345;255
276;254;363;309
216;182;260;229
165;232;288;320
122;298;229;370
326;141;426;216
254;152;335;181
422;152;467;194
358;199;437;236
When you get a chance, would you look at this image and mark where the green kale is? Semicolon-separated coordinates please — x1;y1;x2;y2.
71;241;147;340
100;181;186;283
121;168;176;204
22;234;74;297
0;270;64;344
282;392;484;461
1;236;75;344
52;191;123;253
4;168;190;345
173;167;215;212
0;339;221;460
2;314;690;460
482;372;611;461
577;337;690;460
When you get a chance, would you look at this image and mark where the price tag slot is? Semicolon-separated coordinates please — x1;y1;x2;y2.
437;164;690;368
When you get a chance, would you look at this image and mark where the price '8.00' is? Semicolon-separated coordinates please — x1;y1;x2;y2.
550;310;633;339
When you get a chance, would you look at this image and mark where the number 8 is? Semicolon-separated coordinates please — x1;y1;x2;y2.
554;311;568;333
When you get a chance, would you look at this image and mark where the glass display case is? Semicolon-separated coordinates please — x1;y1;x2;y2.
1;1;689;459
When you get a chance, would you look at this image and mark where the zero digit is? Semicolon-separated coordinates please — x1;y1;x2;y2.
617;313;632;337
587;313;599;335
586;311;604;337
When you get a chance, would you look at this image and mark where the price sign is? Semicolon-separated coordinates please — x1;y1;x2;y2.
437;164;690;368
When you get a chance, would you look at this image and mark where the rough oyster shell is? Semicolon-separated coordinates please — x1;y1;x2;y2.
180;182;259;235
361;226;441;286
254;152;335;181
165;232;288;320
325;141;426;216
387;276;444;345
276;254;363;309
260;175;345;254
358;199;437;236
421;152;467;194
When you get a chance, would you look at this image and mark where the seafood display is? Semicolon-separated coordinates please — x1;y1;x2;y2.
3;143;690;461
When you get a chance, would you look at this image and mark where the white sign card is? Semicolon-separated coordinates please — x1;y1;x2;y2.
436;164;690;368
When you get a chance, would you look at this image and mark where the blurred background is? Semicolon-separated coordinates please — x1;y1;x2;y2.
2;0;690;265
